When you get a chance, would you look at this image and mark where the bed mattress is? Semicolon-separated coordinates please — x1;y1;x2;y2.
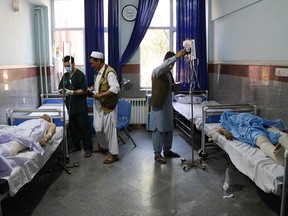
204;123;284;195
0;126;63;196
172;100;220;129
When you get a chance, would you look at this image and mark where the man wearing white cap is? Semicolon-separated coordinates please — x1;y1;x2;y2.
88;51;120;164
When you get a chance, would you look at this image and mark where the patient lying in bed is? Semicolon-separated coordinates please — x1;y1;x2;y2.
218;110;288;166
0;114;56;157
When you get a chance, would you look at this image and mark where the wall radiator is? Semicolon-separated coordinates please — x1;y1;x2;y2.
126;98;147;124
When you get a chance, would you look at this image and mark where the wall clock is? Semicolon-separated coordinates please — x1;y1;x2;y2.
122;5;137;22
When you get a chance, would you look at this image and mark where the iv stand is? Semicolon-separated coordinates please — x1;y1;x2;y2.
57;41;79;174
181;56;206;171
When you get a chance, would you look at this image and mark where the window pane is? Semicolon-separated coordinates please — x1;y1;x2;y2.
140;29;170;88
150;0;170;27
54;0;84;28
104;0;108;27
173;0;176;27
53;30;84;90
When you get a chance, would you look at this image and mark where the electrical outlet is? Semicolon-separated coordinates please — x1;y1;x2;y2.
23;98;26;104
275;68;288;77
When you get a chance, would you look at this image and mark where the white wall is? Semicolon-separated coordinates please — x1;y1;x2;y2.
0;0;36;66
207;0;288;65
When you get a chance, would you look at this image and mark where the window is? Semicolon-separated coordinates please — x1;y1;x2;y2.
51;0;108;91
51;0;84;91
140;0;176;89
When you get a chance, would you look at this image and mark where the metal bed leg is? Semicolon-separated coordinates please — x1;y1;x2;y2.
280;150;288;216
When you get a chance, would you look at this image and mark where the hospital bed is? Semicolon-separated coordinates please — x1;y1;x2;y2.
200;104;288;215
0;117;64;215
172;90;220;139
0;94;68;214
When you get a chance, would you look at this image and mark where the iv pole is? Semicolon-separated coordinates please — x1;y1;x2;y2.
58;41;79;174
181;39;206;171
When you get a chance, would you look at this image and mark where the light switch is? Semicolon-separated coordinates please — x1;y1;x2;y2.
275;68;288;77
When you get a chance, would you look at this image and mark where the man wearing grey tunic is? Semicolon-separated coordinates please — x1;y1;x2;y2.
150;49;187;164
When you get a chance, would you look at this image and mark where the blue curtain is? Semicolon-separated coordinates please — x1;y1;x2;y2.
119;0;159;75
84;0;105;86
108;0;120;80
176;0;207;91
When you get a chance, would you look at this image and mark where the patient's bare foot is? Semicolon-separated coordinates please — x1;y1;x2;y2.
218;128;233;140
224;131;233;140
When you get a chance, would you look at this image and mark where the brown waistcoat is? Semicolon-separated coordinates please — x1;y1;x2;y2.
98;65;119;113
151;71;174;108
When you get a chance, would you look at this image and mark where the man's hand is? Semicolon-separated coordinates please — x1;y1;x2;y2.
172;82;180;92
88;86;94;92
58;89;65;96
92;93;101;100
175;49;187;59
64;89;73;96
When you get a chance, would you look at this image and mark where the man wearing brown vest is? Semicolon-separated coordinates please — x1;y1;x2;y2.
150;49;187;164
88;51;120;164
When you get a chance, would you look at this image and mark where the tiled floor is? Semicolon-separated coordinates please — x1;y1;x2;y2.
1;128;281;216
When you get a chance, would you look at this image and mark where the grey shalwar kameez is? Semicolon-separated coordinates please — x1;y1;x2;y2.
150;56;177;157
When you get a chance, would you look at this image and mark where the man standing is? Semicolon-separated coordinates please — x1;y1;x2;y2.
59;56;93;158
150;49;187;164
88;51;120;164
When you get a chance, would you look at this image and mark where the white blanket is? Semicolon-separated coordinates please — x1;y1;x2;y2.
0;126;63;196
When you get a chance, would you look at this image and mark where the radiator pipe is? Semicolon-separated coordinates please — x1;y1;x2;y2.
34;11;43;96
35;7;48;96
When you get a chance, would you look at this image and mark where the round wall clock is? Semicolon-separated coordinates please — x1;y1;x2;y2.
122;5;137;22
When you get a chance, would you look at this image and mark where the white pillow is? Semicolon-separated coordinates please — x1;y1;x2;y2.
174;94;203;104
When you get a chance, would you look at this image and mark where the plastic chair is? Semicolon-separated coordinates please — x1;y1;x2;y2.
117;99;137;147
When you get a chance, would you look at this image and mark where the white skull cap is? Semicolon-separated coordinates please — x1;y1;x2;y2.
90;51;104;59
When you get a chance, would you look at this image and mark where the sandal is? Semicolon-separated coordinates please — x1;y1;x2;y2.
154;155;167;164
103;155;119;164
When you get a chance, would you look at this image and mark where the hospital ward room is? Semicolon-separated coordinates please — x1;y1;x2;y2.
1;0;288;215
